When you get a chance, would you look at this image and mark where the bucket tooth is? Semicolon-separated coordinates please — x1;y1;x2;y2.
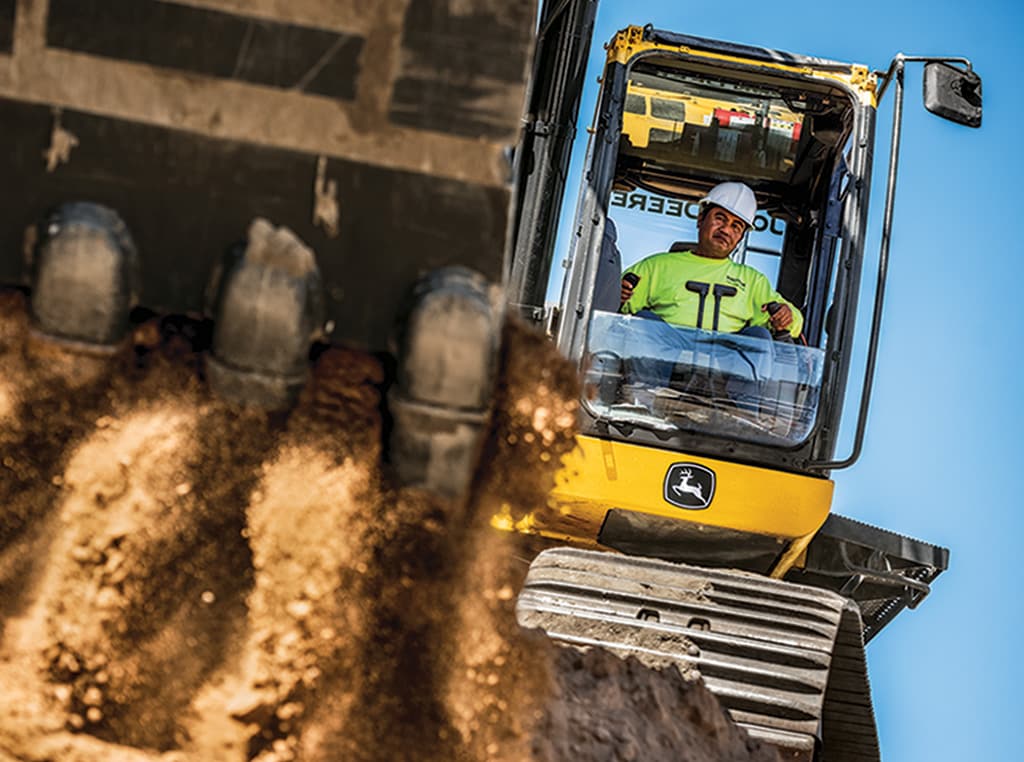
206;218;325;410
29;202;139;354
388;266;502;498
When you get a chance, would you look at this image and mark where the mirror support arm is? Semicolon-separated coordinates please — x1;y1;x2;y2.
875;54;973;103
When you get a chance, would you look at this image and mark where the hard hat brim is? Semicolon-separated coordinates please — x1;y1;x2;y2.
699;199;755;228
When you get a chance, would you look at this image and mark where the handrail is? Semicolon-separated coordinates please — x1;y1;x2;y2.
812;57;906;470
814;53;977;470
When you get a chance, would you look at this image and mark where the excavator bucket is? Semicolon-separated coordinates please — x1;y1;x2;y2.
0;0;535;404
0;0;541;490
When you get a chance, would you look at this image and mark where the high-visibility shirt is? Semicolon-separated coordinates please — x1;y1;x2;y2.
620;250;804;338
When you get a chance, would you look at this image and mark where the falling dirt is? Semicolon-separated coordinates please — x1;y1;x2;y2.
0;289;781;761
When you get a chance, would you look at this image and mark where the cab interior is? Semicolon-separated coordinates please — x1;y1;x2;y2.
612;54;859;348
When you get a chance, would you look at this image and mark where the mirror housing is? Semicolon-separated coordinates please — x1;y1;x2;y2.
923;62;982;128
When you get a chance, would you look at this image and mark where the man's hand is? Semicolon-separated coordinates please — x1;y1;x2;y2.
762;302;793;332
620;274;639;306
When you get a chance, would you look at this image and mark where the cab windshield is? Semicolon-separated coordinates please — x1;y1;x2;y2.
585;311;825;447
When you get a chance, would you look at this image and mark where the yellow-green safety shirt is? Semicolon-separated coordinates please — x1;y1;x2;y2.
620;250;804;338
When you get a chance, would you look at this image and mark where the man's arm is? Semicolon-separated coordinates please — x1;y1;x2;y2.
620;272;639;307
771;299;803;338
619;260;653;314
749;272;804;338
762;302;795;333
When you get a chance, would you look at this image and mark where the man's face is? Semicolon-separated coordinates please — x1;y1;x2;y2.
697;205;748;259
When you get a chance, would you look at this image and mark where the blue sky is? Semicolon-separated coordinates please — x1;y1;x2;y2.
544;1;1023;758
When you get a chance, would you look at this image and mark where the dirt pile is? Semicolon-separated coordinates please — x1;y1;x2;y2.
0;289;780;762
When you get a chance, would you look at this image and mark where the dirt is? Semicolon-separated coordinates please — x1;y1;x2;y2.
0;289;781;762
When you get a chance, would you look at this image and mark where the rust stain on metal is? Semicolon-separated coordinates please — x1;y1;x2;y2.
312;156;340;239
43;108;78;172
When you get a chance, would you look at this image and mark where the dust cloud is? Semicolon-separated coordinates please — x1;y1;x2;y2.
0;289;780;761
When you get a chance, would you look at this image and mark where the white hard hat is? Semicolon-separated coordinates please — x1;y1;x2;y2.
699;182;757;227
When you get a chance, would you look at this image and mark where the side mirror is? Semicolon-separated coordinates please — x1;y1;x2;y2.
923;62;982;128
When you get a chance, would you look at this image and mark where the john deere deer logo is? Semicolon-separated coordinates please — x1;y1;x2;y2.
672;468;704;502
663;463;715;510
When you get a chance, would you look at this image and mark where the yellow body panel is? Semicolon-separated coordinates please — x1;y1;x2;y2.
500;434;834;548
607;25;878;107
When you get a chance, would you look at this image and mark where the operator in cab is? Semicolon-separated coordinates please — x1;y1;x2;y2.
618;182;803;342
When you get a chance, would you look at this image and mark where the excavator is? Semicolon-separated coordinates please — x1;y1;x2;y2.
506;10;981;761
0;1;981;760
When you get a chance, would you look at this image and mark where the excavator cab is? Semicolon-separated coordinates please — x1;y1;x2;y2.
554;27;873;481
507;22;980;760
510;26;873;569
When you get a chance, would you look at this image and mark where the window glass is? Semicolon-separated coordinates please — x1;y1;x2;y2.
620;68;807;182
585;312;825;447
650;96;685;121
595;192;812;446
624;93;646;114
606;187;785;276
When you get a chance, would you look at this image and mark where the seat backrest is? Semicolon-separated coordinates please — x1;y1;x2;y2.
669;241;699;252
